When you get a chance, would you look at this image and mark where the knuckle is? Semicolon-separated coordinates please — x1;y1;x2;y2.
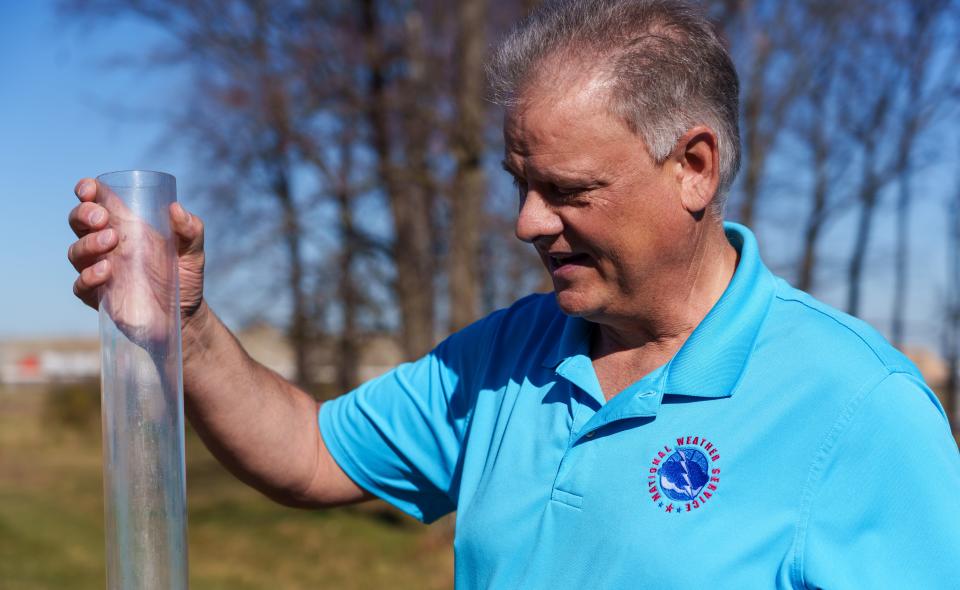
78;265;99;289
78;235;93;257
69;233;101;264
84;232;101;253
68;208;84;229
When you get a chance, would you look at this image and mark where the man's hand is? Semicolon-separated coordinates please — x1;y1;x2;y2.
68;177;206;341
67;177;368;508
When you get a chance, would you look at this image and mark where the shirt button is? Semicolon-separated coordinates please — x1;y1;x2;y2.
585;431;595;438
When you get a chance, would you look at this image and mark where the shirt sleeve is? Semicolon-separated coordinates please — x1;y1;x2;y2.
799;371;960;588
318;314;500;523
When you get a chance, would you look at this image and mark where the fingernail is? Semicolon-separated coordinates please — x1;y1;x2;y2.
94;260;107;275
90;209;105;225
98;229;115;246
77;182;89;198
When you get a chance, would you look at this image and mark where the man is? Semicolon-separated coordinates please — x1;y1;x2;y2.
68;0;960;587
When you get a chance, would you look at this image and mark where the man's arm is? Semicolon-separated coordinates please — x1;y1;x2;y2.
798;371;960;588
179;301;370;507
68;177;369;508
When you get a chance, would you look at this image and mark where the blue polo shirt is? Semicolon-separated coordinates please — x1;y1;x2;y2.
319;223;960;588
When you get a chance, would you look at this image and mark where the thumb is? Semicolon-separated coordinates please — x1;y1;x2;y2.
170;202;204;256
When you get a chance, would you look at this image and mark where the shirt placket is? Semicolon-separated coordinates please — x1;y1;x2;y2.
549;356;666;509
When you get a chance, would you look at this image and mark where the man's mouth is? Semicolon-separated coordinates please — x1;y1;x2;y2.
547;252;593;272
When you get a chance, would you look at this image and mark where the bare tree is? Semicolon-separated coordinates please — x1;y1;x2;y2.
250;4;314;387
448;0;489;332
943;147;960;433
773;1;858;293
66;0;960;409
705;0;813;227
333;126;362;392
734;2;804;227
889;0;954;347
358;0;441;360
840;3;905;318
63;0;330;386
794;70;838;292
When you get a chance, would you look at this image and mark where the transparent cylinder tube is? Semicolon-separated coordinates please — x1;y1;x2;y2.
97;170;188;590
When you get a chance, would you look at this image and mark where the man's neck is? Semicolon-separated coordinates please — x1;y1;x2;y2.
589;221;738;399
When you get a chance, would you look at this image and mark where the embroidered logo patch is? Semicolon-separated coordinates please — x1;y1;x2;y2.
647;436;721;514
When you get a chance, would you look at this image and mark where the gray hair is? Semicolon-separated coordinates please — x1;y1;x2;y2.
487;0;741;205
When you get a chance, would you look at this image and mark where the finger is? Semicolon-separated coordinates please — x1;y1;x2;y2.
93;180;139;224
75;178;137;239
73;259;110;309
67;228;118;272
68;202;109;238
75;178;98;202
170;202;205;256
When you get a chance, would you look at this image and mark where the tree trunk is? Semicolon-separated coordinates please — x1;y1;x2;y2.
521;0;542;14
890;2;938;349
449;0;488;332
252;5;312;389
846;157;879;318
335;126;361;393
398;6;438;358
796;122;829;292
890;163;911;347
737;32;772;227
845;84;892;318
944;168;960;433
361;0;436;360
273;164;311;388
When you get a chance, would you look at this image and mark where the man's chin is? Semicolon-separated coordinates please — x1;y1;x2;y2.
553;290;599;318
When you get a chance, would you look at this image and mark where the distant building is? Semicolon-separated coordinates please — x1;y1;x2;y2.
0;338;100;384
902;346;954;413
0;325;403;388
902;346;949;390
233;321;403;385
2;333;947;408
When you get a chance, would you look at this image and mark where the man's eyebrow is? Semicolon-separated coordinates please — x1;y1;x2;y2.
500;159;519;175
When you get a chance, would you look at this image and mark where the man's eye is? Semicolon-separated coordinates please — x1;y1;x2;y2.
555;186;586;197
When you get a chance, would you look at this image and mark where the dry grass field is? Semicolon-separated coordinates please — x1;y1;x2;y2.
0;384;453;589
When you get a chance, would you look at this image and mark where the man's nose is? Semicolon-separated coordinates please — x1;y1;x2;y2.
515;189;563;243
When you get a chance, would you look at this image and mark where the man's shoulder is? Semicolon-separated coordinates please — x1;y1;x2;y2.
763;277;920;380
441;292;564;356
754;280;951;479
459;291;560;331
502;291;561;317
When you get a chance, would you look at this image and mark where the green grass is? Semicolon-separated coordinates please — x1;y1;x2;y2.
0;385;453;589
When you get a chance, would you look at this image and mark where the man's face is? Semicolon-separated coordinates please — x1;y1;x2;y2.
503;76;691;323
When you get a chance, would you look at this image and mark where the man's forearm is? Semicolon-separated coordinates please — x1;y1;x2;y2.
179;301;322;505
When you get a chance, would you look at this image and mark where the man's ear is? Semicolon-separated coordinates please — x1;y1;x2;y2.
674;126;720;216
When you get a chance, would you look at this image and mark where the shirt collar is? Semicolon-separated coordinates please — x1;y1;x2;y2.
541;222;775;400
542;307;591;368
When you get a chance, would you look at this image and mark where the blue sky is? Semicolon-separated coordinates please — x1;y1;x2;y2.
0;2;189;338
1;1;956;352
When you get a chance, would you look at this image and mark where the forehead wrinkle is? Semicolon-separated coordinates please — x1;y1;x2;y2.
511;79;628;146
505;66;649;185
506;115;632;183
505;129;612;181
524;152;607;182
